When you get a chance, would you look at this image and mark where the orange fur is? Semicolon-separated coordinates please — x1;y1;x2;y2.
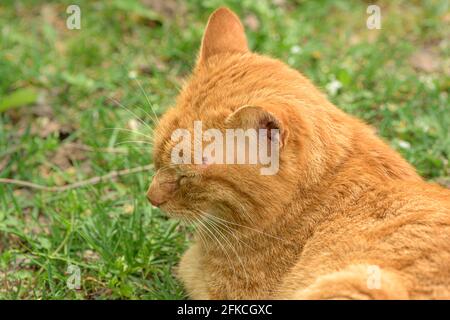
148;8;450;299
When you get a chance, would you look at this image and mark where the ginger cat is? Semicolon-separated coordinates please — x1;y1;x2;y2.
147;8;450;299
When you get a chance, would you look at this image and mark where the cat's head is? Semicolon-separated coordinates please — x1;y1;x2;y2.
147;8;340;223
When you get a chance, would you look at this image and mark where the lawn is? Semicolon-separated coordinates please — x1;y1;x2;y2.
0;0;448;299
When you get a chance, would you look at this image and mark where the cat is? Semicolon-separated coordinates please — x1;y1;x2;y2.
147;7;450;299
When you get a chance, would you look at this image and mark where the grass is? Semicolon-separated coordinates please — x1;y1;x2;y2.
0;0;448;299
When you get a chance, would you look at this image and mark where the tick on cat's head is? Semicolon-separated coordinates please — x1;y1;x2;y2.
147;7;329;223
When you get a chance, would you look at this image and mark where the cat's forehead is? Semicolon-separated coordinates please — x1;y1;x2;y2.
176;57;266;114
171;108;229;130
153;106;228;164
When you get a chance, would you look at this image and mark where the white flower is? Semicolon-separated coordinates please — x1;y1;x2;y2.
326;79;342;96
290;45;302;55
398;140;411;150
128;70;137;79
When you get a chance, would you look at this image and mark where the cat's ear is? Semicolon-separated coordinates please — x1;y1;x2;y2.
225;105;289;149
198;7;248;64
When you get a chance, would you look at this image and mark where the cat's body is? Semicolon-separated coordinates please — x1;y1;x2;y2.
148;8;450;299
180;181;450;299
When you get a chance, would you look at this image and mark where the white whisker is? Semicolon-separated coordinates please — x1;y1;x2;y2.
134;78;160;125
108;97;155;133
114;140;154;147
103;127;153;140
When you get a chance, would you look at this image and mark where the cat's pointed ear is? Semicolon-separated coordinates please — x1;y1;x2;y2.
225;105;289;149
198;7;248;64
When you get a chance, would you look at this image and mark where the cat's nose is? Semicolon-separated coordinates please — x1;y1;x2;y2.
146;172;177;207
147;189;165;207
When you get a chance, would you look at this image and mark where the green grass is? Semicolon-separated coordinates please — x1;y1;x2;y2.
0;0;448;299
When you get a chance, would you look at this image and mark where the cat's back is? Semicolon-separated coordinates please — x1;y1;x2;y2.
280;180;450;299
